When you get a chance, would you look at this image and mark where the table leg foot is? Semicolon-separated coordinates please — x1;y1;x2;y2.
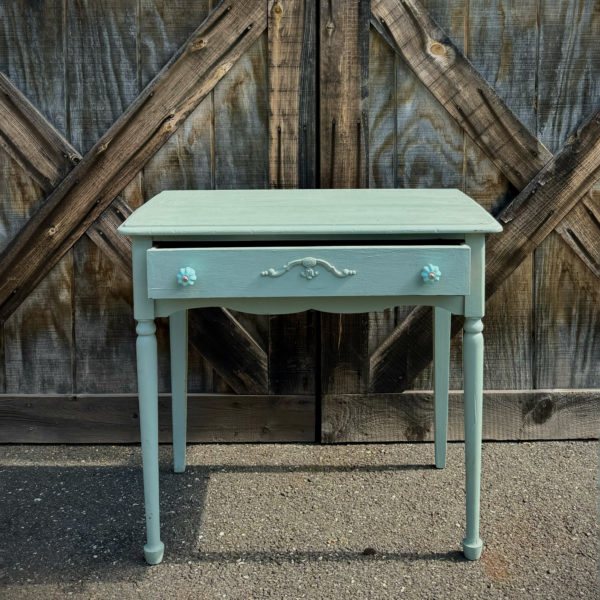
462;537;483;561
144;541;165;565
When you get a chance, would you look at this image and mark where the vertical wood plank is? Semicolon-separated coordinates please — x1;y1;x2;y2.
535;0;600;388
214;32;270;392
140;0;214;394
367;27;396;358
268;0;317;397
319;0;370;400
0;0;74;394
396;0;466;391
67;0;142;394
465;0;537;390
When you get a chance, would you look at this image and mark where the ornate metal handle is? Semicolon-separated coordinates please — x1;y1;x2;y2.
261;257;357;281
177;267;197;286
421;264;441;283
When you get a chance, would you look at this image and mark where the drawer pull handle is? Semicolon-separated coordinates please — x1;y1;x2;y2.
177;267;197;286
421;264;441;283
261;257;357;281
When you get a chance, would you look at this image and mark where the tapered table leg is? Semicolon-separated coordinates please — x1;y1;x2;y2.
170;310;188;473
433;307;450;469
462;316;484;561
136;319;164;565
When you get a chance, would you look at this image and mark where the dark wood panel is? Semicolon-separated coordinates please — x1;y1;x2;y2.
0;0;74;395
0;394;315;443
322;391;600;443
319;0;370;404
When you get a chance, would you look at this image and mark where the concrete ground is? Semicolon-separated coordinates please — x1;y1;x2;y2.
0;441;596;600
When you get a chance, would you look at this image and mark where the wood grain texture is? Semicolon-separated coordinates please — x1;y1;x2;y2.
370;105;600;392
67;0;141;394
394;0;466;391
0;73;77;192
0;0;267;325
320;0;369;189
464;0;536;390
267;0;316;397
0;0;74;395
213;31;271;389
0;394;315;443
319;0;370;405
371;0;600;278
268;0;316;189
140;0;214;393
322;390;600;443
534;0;600;388
188;308;268;395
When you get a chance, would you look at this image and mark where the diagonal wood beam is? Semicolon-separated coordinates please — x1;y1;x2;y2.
370;0;600;278
370;106;600;393
0;0;265;324
0;3;269;394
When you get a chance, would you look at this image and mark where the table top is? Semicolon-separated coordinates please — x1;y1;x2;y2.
118;189;502;237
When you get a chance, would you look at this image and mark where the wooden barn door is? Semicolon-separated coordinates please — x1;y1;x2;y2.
1;0;599;444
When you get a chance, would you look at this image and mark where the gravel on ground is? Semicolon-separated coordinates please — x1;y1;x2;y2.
0;441;597;599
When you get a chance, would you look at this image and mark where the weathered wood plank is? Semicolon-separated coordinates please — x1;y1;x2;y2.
464;0;537;390
370;105;600;392
213;31;270;392
0;0;267;325
0;62;265;396
0;73;76;192
268;0;316;189
267;0;316;397
395;0;465;391
140;0;214;393
371;0;600;278
67;0;141;395
188;309;268;395
0;0;74;395
370;0;547;190
0;394;315;443
319;0;370;403
534;0;600;389
320;0;369;189
322;391;600;443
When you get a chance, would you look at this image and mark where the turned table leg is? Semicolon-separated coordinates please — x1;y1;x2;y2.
462;316;484;560
136;319;164;565
170;310;188;473
433;307;451;469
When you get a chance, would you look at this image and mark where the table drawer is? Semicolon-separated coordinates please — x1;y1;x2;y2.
146;245;471;299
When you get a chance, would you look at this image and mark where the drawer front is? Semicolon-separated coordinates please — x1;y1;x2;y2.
146;245;470;299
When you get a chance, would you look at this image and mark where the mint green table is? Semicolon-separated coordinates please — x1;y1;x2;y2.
118;189;502;565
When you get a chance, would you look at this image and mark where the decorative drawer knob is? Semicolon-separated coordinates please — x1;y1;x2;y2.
421;264;441;283
177;267;197;286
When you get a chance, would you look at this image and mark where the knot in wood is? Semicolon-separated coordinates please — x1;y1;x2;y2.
273;3;283;15
326;20;335;33
429;41;446;57
192;38;207;50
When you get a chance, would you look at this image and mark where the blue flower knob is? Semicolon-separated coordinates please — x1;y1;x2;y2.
421;264;441;283
177;267;197;286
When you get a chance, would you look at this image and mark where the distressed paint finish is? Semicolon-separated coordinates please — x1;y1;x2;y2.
122;189;493;563
534;0;600;389
0;0;74;395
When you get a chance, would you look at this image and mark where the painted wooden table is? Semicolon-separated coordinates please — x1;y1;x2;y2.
118;189;502;565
